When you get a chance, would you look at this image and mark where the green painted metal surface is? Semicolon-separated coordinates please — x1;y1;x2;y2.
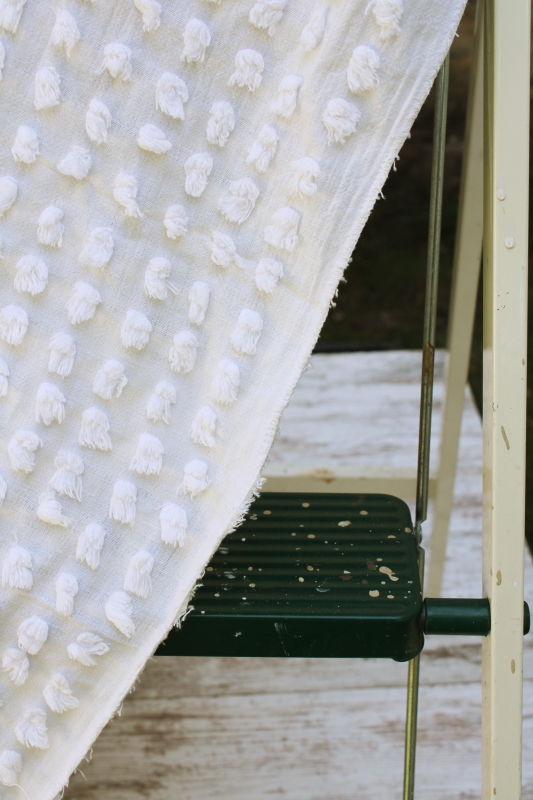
423;598;530;636
158;493;424;661
424;598;491;635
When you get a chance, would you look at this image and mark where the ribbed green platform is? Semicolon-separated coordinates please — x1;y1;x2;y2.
157;493;424;661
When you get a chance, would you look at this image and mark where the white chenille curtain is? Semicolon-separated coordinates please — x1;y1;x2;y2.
0;1;466;797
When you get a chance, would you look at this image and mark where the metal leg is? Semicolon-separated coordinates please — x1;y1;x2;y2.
426;1;484;598
403;549;424;800
414;56;450;545
481;0;529;796
403;53;450;800
403;655;421;800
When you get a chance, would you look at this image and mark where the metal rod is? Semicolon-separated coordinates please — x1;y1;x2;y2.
403;657;421;798
403;54;449;800
402;547;425;800
415;54;450;545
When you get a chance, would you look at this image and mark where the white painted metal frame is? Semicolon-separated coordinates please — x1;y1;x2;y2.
481;0;529;796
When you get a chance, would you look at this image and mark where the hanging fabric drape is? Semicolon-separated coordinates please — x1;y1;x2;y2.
0;1;466;797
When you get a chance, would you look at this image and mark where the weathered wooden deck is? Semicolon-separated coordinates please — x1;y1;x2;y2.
65;351;533;800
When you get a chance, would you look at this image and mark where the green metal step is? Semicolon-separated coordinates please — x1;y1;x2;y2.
158;493;424;661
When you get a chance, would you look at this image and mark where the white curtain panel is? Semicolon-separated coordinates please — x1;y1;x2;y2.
0;0;466;796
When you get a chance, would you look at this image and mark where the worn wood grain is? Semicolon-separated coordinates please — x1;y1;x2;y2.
64;352;533;800
65;676;533;800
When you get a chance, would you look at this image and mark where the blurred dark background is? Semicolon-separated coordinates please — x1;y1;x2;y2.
317;0;533;556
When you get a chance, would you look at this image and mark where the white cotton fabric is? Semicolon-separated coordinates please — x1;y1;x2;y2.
0;1;466;796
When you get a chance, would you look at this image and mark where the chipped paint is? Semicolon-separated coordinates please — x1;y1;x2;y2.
379;566;399;582
501;426;510;450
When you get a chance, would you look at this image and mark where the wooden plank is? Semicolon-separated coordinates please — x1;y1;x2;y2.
265;351;444;476
62;352;533;800
65;676;533;800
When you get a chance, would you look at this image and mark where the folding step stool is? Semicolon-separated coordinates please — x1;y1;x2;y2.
157;2;531;797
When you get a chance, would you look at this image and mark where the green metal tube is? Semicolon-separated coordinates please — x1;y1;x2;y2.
424;598;530;636
425;598;490;635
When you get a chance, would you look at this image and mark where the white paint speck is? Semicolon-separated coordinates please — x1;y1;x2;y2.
369;590;379;597
379;566;399;581
338;520;351;527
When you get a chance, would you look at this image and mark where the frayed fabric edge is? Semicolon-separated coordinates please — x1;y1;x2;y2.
43;6;466;798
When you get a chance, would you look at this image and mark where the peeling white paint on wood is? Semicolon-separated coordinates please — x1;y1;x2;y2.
64;352;533;800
